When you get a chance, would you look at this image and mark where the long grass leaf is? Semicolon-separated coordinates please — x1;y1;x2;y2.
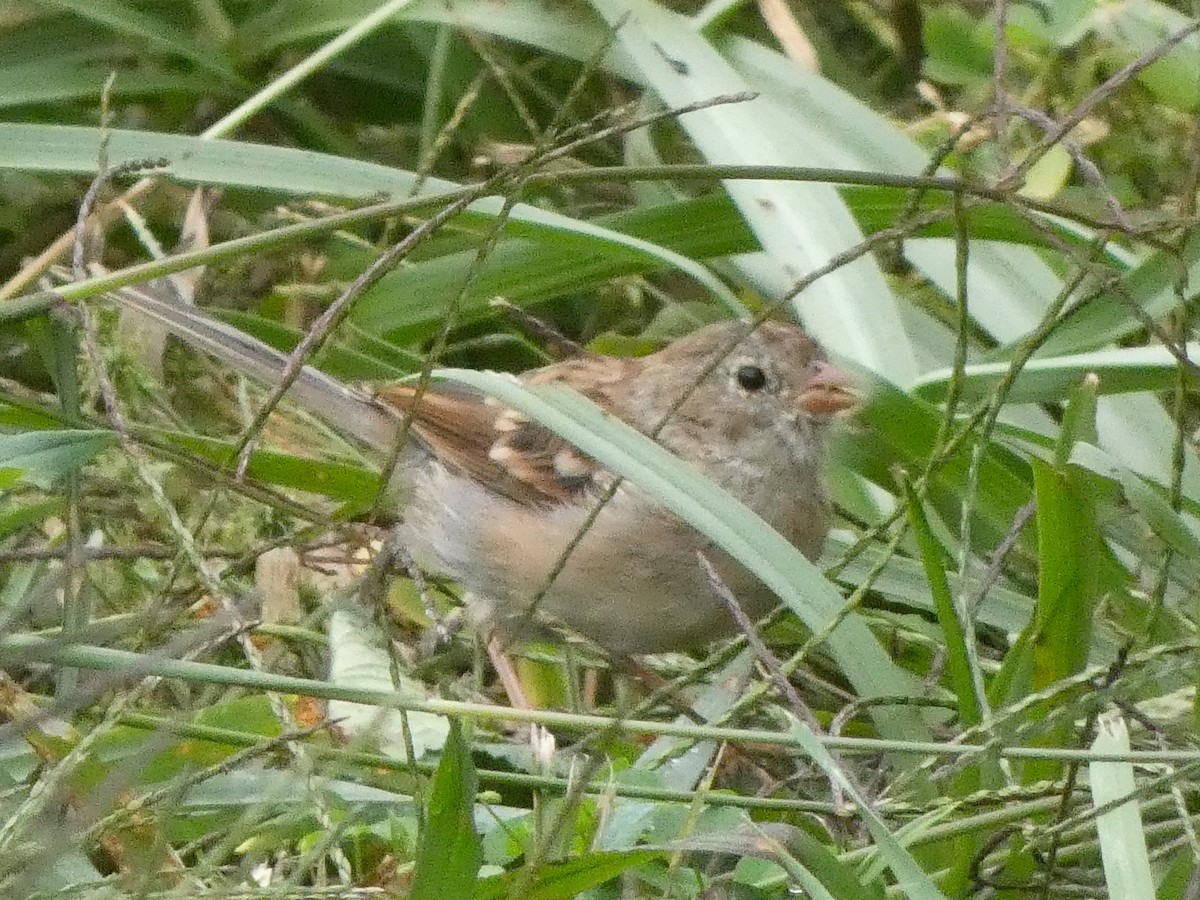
0;123;743;314
410;721;482;899
586;0;917;381
912;343;1200;403
1089;711;1156;899
901;480;981;727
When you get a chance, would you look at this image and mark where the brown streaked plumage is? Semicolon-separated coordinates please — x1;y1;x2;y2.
375;320;856;654
375;352;639;506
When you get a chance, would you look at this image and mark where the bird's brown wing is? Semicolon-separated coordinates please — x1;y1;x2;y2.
373;356;634;508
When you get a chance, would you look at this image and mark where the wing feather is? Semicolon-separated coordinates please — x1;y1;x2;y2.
375;356;633;508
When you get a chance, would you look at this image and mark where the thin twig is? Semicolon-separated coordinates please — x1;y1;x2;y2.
963;499;1037;618
992;0;1009;166
1001;17;1200;188
697;550;854;813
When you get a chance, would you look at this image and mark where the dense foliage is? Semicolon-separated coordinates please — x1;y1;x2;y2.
1;0;1199;897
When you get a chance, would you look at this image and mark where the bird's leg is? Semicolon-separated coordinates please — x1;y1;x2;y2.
487;637;533;711
416;606;465;660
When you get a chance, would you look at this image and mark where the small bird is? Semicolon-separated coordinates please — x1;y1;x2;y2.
119;287;855;654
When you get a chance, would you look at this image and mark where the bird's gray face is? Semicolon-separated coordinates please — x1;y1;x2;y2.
706;324;858;463
635;320;858;473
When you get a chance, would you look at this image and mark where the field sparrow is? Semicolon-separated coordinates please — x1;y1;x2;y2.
118;286;855;654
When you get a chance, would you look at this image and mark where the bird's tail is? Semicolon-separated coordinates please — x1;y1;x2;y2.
110;279;401;451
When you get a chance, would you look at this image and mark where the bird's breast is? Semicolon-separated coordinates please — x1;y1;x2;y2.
395;450;829;654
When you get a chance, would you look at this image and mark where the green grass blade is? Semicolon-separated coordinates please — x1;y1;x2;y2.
410;721;482;900
1089;711;1156;899
35;0;240;81
784;720;947;900
473;850;663;899
1020;457;1103;782
1069;442;1200;561
899;479;990;895
911;343;1200;403
0;430;115;490
141;429;380;505
995;230;1200;359
901;478;982;728
845;371;1036;552
586;0;917;381
0;123;744;315
0;61;221;109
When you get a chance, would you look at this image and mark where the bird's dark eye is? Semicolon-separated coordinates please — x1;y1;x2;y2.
735;364;767;391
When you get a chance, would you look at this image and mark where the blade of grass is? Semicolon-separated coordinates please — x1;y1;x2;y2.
912;343;1200;403
1000;378;1107;784
900;477;991;896
586;0;917;381
1089;711;1156;898
35;0;240;81
0;430;115;490
1068;442;1200;562
0;123;744;315
410;721;481;900
474;850;664;899
900;478;982;728
783;718;947;899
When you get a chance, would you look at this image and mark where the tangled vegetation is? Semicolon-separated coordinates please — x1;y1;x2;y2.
1;0;1200;897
